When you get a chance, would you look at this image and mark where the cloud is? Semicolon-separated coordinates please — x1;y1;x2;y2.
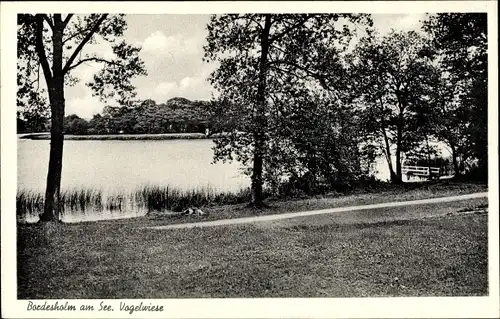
141;31;204;56
66;95;106;119
71;61;103;85
138;64;215;103
392;14;426;31
134;29;211;94
133;28;216;103
372;14;427;35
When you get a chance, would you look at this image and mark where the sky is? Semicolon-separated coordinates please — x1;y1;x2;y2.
65;13;427;119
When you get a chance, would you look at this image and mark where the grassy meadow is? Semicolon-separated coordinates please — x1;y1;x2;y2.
16;180;489;298
17;196;488;298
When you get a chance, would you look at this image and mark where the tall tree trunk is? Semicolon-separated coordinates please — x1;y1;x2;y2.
381;127;397;182
378;99;397;182
393;102;404;184
395;127;403;183
40;18;65;222
250;14;272;207
41;89;65;222
391;93;405;184
426;136;432;180
450;143;460;177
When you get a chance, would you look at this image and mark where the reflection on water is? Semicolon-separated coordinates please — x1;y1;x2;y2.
20;208;147;224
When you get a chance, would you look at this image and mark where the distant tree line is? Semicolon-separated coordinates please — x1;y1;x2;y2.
17;97;212;135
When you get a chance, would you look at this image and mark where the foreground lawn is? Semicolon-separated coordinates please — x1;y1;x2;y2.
17;198;488;298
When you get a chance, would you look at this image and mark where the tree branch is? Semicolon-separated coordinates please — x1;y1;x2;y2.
63;28;88;45
62;14;73;27
36;64;41;91
43;14;54;30
270;43;287;56
269;17;309;44
35;14;53;82
248;15;264;32
65;57;121;73
62;14;108;74
229;14;263;32
268;59;330;89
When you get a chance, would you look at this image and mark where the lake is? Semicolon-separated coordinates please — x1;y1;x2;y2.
17;137;391;222
17;138;250;193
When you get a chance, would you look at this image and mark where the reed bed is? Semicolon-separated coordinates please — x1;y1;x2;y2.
134;185;251;213
60;188;103;212
17;185;251;222
16;190;44;222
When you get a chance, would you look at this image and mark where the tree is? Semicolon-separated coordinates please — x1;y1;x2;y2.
280;93;373;193
64;114;89;135
425;66;472;176
88;114;108;134
423;13;488;180
348;31;436;183
86;98;211;134
16;109;50;133
17;14;147;221
204;14;372;206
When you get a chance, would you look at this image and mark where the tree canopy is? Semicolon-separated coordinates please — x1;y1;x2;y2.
423;13;488;180
346;30;438;182
17;14;147;221
204;14;373;203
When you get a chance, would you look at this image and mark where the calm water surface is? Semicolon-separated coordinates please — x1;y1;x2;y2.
17;137;392;222
18;138;249;193
17;138;250;222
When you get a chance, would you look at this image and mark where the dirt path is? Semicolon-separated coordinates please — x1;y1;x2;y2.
147;192;488;230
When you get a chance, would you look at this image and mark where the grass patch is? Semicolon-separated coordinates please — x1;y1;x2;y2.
17;198;488;298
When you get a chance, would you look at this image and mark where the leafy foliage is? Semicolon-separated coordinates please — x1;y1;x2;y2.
204;14;373;198
17;14;147;221
64;114;89;135
422;13;488;180
93;98;211;134
347;30;438;182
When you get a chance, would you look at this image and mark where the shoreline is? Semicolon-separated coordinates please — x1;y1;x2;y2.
18;133;215;140
17;180;488;225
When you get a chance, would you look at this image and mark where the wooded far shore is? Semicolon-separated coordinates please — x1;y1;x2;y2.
19;133;213;140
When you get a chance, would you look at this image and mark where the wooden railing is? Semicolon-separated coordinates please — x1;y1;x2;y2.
402;165;441;178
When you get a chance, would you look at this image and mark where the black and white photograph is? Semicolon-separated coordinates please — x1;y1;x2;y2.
1;1;498;318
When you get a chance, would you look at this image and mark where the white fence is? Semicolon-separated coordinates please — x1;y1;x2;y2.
402;165;441;178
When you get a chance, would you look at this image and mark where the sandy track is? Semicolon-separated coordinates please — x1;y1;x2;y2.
146;192;488;230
